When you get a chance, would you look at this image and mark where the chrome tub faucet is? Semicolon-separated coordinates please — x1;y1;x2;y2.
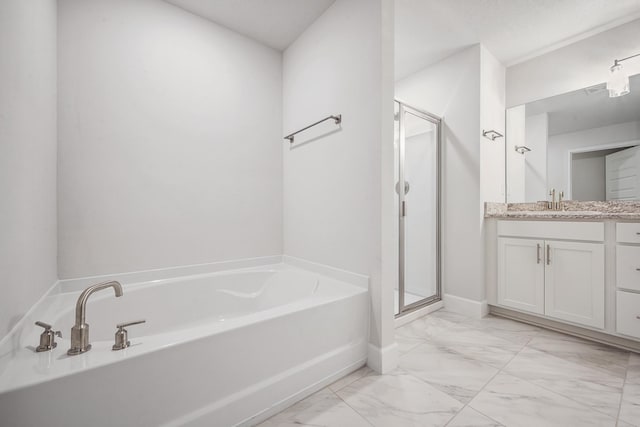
67;281;123;356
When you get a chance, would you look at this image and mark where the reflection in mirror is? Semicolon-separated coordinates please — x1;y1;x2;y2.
506;73;640;203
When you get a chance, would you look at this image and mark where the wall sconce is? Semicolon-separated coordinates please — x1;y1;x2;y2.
514;145;531;155
607;52;640;98
482;129;504;141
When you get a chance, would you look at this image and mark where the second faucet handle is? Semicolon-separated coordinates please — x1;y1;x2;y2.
35;321;62;352
112;320;146;351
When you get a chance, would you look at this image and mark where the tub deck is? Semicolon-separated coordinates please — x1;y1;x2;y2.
0;260;369;426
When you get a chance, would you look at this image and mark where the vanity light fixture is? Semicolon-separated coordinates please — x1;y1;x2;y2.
607;53;640;98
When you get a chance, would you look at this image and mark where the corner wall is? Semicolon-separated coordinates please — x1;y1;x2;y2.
57;0;283;278
396;44;506;313
395;46;485;304
480;46;506;204
283;0;396;370
0;0;58;340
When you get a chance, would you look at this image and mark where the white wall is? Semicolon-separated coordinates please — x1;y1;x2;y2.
507;19;640;107
548;120;640;198
480;46;506;203
57;0;283;278
283;0;395;365
506;105;526;202
396;45;485;303
0;0;58;340
524;113;548;201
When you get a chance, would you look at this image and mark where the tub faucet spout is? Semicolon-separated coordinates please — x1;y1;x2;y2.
67;281;123;356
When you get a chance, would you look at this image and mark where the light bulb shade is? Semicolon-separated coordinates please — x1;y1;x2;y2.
607;63;630;97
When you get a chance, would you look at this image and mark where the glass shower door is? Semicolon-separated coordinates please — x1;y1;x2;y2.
395;101;441;316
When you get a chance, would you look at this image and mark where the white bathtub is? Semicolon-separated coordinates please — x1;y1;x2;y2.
0;260;369;426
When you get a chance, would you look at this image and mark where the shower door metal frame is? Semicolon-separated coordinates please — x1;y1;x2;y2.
396;100;442;317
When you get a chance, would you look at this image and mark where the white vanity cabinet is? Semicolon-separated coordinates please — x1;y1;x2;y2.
497;238;544;314
497;221;605;329
544;241;605;328
615;223;640;340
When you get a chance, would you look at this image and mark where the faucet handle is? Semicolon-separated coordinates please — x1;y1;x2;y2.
116;319;146;329
35;321;62;352
35;321;53;331
112;320;146;351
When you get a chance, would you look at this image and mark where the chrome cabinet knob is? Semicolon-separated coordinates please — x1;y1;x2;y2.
35;321;62;352
112;320;146;351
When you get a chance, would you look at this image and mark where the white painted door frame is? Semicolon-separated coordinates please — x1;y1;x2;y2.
566;139;640;199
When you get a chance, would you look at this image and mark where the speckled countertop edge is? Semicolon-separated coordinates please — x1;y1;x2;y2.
485;201;640;220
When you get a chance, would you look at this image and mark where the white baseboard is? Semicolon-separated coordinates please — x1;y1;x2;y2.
443;293;488;319
394;300;444;328
367;342;398;374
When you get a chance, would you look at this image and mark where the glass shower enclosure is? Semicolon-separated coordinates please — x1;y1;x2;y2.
394;100;442;316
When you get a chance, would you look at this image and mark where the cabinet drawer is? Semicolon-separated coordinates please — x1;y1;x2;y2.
498;221;604;242
617;291;640;340
617;245;640;291
617;223;640;244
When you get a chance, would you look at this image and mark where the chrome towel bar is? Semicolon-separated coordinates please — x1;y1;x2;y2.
284;114;342;143
482;129;503;141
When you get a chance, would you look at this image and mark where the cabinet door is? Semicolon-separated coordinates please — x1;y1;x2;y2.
498;238;545;314
544;241;605;328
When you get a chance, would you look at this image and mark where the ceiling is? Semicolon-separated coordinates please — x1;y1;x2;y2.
164;0;335;50
395;0;640;80
525;74;640;136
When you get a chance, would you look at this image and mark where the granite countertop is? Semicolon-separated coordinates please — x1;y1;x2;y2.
485;201;640;220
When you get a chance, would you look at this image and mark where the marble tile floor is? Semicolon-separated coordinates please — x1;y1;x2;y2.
258;309;640;427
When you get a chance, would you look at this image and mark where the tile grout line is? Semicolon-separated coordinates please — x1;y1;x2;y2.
400;317;534;427
496;333;628;424
454;333;535;427
615;353;631;426
326;387;376;427
328;367;372;393
336;313;498;427
502;367;625;422
400;314;544;426
528;331;631;379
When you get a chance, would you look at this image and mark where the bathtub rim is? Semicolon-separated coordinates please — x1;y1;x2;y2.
1;254;368;350
0;257;370;395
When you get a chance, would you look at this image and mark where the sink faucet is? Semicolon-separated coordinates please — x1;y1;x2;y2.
557;191;565;211
67;281;123;355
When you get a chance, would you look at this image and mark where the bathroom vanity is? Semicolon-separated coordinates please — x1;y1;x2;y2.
485;202;640;351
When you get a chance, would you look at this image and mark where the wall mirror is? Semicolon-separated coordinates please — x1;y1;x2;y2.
505;73;640;203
